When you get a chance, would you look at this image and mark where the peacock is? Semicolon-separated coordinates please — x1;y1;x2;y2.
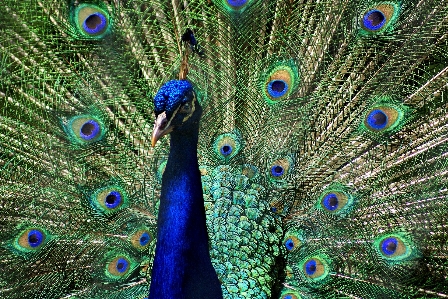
1;0;448;298
150;79;223;298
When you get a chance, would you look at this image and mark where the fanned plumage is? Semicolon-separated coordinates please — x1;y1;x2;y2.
1;0;448;298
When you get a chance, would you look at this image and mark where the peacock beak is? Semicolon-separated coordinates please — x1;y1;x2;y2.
151;111;173;147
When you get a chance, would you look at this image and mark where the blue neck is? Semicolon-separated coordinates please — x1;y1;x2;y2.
149;126;223;298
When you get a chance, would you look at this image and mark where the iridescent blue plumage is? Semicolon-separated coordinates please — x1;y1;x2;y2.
153;80;194;115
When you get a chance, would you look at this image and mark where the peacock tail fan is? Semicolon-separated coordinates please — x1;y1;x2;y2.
1;0;448;298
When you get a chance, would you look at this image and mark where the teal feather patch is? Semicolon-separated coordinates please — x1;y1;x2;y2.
203;163;284;297
156;160;167;182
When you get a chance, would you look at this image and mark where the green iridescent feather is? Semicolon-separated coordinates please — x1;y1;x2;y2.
1;0;448;298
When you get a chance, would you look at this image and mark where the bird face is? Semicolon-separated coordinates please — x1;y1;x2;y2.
152;80;200;146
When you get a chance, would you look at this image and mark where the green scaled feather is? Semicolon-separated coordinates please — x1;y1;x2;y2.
202;164;284;298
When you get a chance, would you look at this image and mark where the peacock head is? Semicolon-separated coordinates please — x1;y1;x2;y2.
151;80;202;147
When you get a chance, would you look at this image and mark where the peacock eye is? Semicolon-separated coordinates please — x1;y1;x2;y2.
79;119;101;140
268;156;294;187
101;252;138;281
213;132;242;161
359;100;409;138
267;79;289;98
302;257;329;280
373;233;419;264
17;228;46;251
27;230;44;248
104;191;122;209
261;61;299;104
359;2;400;35
10;227;51;255
105;255;134;279
226;0;248;9
317;185;355;217
284;236;301;252
220;144;233;156
90;186;128;216
116;258;129;272
378;235;410;259
139;232;151;246
366;109;389;130
82;12;108;35
280;292;300;299
297;253;333;287
66;115;105;144
115;258;129;272
130;229;153;250
271;165;284;177
268;157;292;179
362;102;407;134
283;229;304;252
322;193;339;211
73;4;111;39
381;237;398;255
305;259;318;275
363;9;386;31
